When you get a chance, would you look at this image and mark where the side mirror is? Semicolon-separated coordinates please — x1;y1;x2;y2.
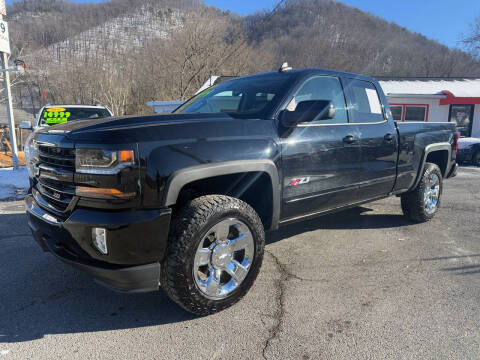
280;100;335;127
19;121;33;130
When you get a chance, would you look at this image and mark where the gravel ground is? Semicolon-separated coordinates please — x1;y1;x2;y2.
0;166;479;360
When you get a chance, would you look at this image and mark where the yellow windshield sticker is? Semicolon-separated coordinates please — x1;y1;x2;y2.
44;110;71;124
46;107;66;112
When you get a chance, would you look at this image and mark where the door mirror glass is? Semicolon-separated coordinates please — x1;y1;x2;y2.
19;121;32;130
280;100;335;127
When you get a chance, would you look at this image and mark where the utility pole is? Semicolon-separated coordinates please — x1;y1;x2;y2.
0;11;18;169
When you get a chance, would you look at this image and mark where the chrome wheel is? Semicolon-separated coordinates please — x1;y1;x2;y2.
193;218;255;300
424;173;440;215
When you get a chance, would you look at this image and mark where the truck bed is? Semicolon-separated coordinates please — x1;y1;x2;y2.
394;121;457;193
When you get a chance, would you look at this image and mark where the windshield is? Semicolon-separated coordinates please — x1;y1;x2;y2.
40;107;111;126
174;73;295;118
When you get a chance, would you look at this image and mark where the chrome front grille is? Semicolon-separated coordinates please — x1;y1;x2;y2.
38;144;75;170
36;179;75;212
34;142;76;215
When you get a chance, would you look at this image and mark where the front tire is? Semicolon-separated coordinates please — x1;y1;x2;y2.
161;195;265;315
401;162;443;223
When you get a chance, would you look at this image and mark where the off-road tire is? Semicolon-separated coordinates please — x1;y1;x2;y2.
401;162;443;223
160;195;265;315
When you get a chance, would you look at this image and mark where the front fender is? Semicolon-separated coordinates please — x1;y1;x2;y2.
162;159;281;230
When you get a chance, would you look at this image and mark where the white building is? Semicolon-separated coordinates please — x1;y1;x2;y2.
378;78;480;138
145;100;184;114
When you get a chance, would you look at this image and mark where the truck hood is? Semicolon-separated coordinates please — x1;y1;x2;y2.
41;114;233;134
38;113;239;135
37;113;276;145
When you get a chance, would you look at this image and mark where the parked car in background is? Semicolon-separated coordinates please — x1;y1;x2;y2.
20;104;113;176
20;104;113;132
457;137;480;166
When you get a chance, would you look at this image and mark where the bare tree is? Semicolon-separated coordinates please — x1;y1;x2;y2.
463;16;480;59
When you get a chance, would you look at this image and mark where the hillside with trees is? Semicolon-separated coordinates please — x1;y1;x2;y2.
6;0;480;117
247;0;480;77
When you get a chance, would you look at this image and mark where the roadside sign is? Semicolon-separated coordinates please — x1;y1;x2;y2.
0;20;9;54
0;1;5;16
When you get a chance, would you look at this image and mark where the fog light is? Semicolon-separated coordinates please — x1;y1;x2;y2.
92;228;108;254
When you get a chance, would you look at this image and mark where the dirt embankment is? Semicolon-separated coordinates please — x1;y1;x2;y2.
0;152;26;168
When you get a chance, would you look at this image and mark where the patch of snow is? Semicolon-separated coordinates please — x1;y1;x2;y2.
0;167;29;200
28;6;183;68
0;349;10;356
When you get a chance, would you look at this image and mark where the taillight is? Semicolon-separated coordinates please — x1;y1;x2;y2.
455;132;459;153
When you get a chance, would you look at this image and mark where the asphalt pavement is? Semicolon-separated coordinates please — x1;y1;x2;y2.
1;167;479;359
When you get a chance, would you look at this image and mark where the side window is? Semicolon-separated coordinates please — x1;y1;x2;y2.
287;76;348;124
405;105;427;121
390;105;403;121
347;80;385;123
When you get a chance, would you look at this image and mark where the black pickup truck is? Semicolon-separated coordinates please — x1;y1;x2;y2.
25;68;458;315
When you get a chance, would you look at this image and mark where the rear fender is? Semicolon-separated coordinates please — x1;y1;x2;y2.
410;142;452;191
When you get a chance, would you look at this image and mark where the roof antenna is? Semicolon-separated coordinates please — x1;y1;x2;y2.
279;62;292;72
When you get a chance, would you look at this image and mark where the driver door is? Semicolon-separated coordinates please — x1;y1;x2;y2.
280;75;363;221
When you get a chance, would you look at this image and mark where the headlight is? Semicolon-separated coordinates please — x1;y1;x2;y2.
75;149;134;174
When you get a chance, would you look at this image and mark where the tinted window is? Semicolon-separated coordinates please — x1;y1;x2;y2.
175;73;295;119
390;105;403;121
405;106;426;121
40;107;111;126
286;76;348;124
347;80;385;123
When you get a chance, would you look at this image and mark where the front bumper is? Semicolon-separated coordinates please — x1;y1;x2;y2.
26;195;171;292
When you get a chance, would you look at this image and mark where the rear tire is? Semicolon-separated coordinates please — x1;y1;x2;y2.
401;162;443;223
161;195;265;315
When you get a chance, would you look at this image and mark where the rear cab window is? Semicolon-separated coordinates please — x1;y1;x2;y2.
40;107;111;126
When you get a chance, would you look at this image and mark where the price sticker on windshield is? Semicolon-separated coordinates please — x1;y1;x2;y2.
44;108;71;124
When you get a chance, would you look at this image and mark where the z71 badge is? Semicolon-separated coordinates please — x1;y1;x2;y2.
288;177;310;187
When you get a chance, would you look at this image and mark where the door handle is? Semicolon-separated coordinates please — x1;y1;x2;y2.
343;135;355;144
384;133;394;141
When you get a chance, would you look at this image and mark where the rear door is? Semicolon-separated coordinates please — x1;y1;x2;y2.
344;79;398;198
280;75;363;221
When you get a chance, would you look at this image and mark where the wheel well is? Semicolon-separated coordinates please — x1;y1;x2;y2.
425;150;448;177
174;172;274;229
